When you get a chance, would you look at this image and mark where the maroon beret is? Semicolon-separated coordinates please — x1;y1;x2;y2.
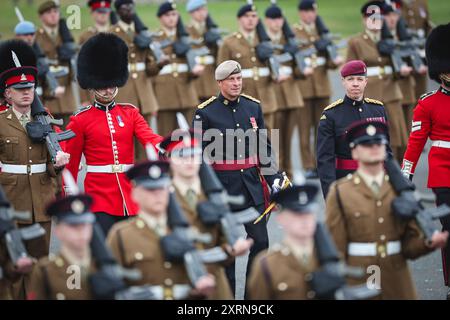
340;60;367;77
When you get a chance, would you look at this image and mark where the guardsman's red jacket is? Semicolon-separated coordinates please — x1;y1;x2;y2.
64;102;163;216
402;86;450;187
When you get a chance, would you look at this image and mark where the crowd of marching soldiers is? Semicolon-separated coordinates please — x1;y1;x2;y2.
1;0;450;301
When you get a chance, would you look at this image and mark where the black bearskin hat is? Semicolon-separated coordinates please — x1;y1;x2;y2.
0;40;37;94
77;33;129;90
426;23;450;83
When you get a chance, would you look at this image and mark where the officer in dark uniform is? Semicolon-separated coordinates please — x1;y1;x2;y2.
192;60;287;297
317;60;390;198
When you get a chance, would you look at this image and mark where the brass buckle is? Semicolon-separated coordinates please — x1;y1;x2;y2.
379;67;385;75
27;165;31;175
377;243;386;257
163;286;173;300
112;164;123;173
130;63;136;72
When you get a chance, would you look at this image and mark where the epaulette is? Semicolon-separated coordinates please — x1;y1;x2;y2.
197;96;217;109
241;93;260;104
323;99;344;111
364;98;383;105
119;103;138;109
73;105;92;116
419;90;437;101
233;32;243;39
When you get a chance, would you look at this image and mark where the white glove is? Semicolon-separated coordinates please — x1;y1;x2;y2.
271;174;292;194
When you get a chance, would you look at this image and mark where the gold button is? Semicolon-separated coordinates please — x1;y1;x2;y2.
380;234;386;241
359;108;362;112
164;278;173;286
164;262;172;269
310;36;315;42
130;53;136;58
381;252;386;258
253;76;259;81
378;217;384;224
115;27;120;33
354;176;360;184
240;169;244;172
173;72;179;78
29;160;32;163
307;291;316;299
6;139;10;143
363;35;368;40
277;282;288;291
377;57;382;62
378;75;383;80
132;73;138;79
236;123;240;127
233;109;236;112
29;146;32;150
304;273;313;281
236;53;242;59
135;252;143;260
56;293;66;300
136;219;145;229
55;258;64;267
251;57;256;62
354;212;361;218
376;200;382;207
238;139;241;142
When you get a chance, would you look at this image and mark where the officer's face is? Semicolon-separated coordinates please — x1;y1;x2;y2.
117;3;135;23
92;10;110;26
238;11;258;32
170;154;201;179
16;33;36;46
160;10;179;29
298;9;317;25
54;223;93;252
265;17;284;34
384;12;399;31
40;8;60;27
352;143;387;164
190;6;208;22
277;211;317;241
218;73;242;99
132;186;170;217
4;86;35;108
342;75;367;100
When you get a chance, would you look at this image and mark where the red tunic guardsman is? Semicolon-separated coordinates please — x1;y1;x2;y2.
401;23;450;299
64;33;162;235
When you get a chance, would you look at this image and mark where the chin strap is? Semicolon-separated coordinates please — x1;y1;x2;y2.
93;87;118;104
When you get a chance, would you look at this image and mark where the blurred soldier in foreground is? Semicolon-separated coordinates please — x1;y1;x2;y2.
326;119;448;299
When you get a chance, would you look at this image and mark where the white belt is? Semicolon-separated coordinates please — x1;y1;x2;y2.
279;66;293;76
86;164;133;173
348;241;401;257
195;55;215;65
366;66;393;77
241;67;270;78
36;87;43;96
128;62;146;72
147;284;191;300
431;140;450;149
1;163;47;174
159;63;189;75
304;56;326;68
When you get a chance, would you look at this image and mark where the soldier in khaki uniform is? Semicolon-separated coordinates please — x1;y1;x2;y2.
248;183;321;300
346;1;410;162
107;160;216;300
399;0;432;100
293;0;343;178
160;128;255;299
28;194;97;300
185;0;220;103
0;39;70;299
35;1;77;126
153;2;202;137
78;0;113;106
217;3;278;130
325;120;448;299
264;4;304;178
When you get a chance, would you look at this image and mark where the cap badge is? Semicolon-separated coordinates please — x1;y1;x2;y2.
71;200;85;214
149;165;161;179
299;192;308;205
366;125;376;136
20;74;27;81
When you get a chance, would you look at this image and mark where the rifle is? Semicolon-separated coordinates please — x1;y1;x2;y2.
309;223;381;300
0;186;45;265
174;17;210;72
161;192;227;286
10;51;75;164
204;15;226;47
196;161;260;245
315;15;346;62
385;157;450;243
32;42;59;97
133;14;173;65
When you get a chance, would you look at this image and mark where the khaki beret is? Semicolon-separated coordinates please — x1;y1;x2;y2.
215;60;241;81
38;1;59;15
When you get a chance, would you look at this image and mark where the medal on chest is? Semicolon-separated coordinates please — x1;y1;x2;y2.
250;117;258;131
117;115;125;128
